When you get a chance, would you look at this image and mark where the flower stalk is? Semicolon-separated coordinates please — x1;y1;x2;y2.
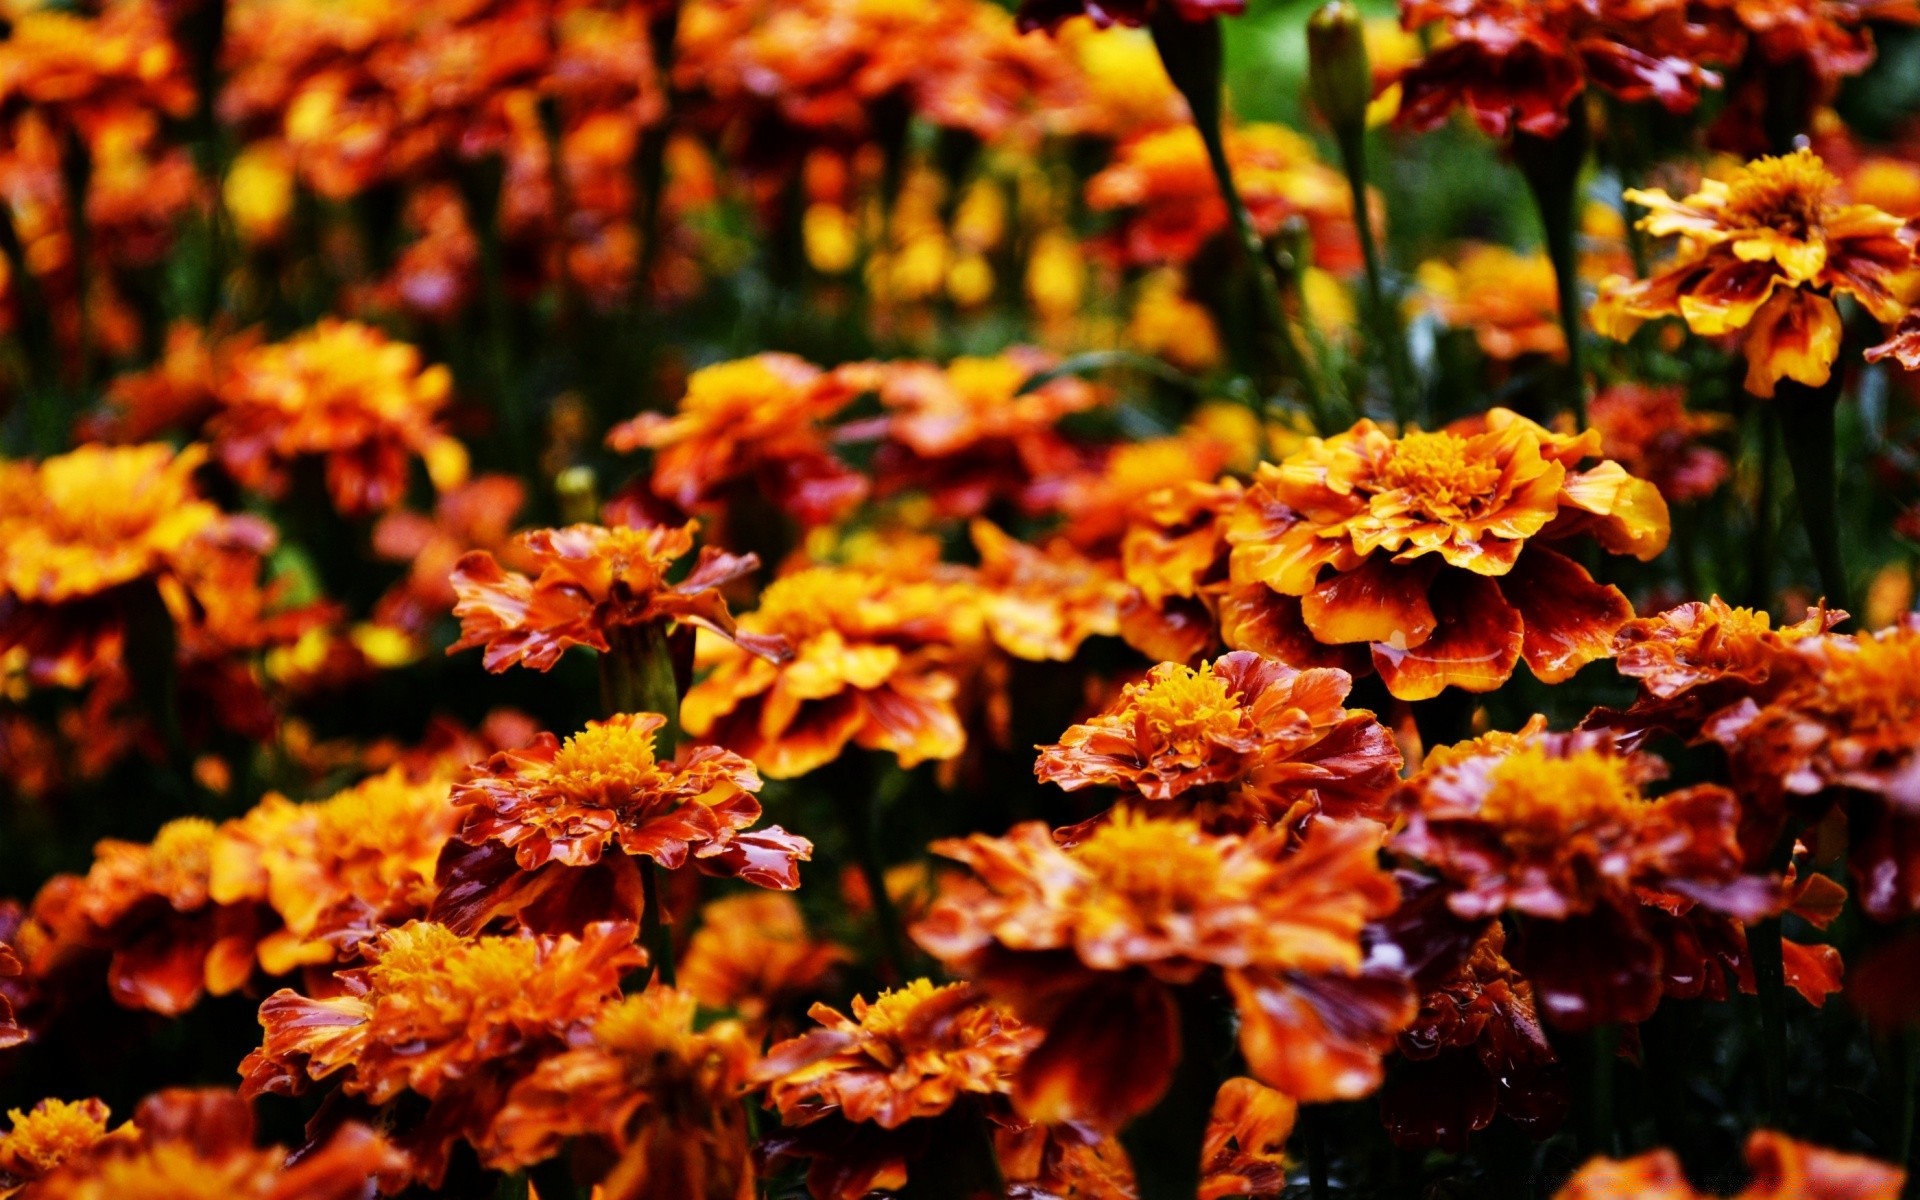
600;621;684;986
1118;983;1229;1200
1776;376;1851;617
1513;103;1591;430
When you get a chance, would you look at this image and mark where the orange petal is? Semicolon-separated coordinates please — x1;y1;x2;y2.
1228;969;1413;1103
1015;975;1180;1130
1300;556;1438;648
1498;547;1634;684
1742;288;1841;398
1370;572;1522;701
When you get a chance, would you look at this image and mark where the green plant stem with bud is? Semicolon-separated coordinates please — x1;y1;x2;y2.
1513;104;1591;430
601;621;683;987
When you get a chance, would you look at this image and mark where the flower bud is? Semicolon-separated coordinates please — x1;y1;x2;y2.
1308;1;1372;136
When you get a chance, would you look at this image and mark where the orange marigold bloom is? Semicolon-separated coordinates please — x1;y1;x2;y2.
449;520;783;673
370;474;528;634
242;920;642;1186
606;354;870;529
485;986;756;1199
1380;922;1567;1151
0;1099;124;1194
1395;728;1777;1028
0;4;194;139
1225;409;1670;701
1017;0;1244;33
1557;1129;1905;1200
1396;0;1730;139
209;319;467;516
1198;1078;1296;1200
1590;383;1733;504
755;979;1039;1200
1118;476;1243;663
1036;651;1401;832
871;349;1103;520
0;442;274;687
680;892;849;1028
15;1089;404;1200
681;565;976;779
1415;243;1566;361
915;814;1413;1127
1705;0;1920;84
1595;149;1920;397
24;816;265;1016
1088;123;1361;273
431;713;811;935
970;520;1126;663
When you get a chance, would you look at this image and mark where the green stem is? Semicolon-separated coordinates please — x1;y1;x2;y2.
600;621;683;988
1586;1023;1619;1156
840;757;910;981
1513;104;1590;430
1120;986;1228;1200
639;857;677;988
1335;124;1417;428
1775;376;1851;617
1749;830;1799;1130
1748;402;1778;611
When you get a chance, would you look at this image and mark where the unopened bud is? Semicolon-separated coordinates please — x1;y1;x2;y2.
555;466;600;525
1307;1;1372;136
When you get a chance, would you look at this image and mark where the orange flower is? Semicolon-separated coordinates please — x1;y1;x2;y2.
1394;727;1777;1028
871;349;1103;520
450;520;783;673
755;979;1039;1200
915;813;1413;1127
1224;410;1669;701
431;713;811;934
1557;1129;1905;1200
1590;383;1733;504
1088;123;1360;273
1415;244;1566;361
1118;476;1243;663
1036;651;1401;832
1396;0;1731;139
485;986;756;1200
1199;1078;1296;1200
681;565;976;779
606;354;870;529
0;941;20;1050
0;1100;124;1195
970;520;1126;663
370;474;528;634
208;319;467;516
13;1089;403;1200
0;4;194;139
1706;0;1920;84
242;920;642;1186
90;323;257;444
1595;149;1920;396
1380;923;1567;1151
1059;431;1239;553
680;892;849;1028
1017;0;1245;32
0;443;275;687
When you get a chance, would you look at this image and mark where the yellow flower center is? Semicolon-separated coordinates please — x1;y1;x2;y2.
1376;431;1502;518
1812;632;1920;733
682;358;800;423
0;1098;112;1175
366;924;543;1027
1477;746;1643;850
1074;814;1225;911
1126;664;1245;754
856;979;962;1042
1724;149;1838;235
546;719;666;802
946;356;1027;406
592;989;699;1057
147;817;218;885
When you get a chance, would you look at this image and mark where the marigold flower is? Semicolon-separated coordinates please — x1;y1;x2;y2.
14;1089;405;1200
1224;410;1670;701
1590;383;1733;504
242;920;643;1185
1016;0;1245;33
449;520;783;673
1557;1129;1905;1200
370;474;528;634
431;713;811;935
207;319;467;515
1396;0;1730;139
0;4;194;139
1088;123;1361;273
1036;651;1401;832
485;986;756;1198
681;565;976;779
970;521;1126;663
0;442;274;687
915;813;1413;1127
1118;476;1243;663
0;1098;123;1194
755;979;1040;1200
1706;0;1920;84
1414;243;1566;361
680;892;849;1028
1395;727;1777;1028
1199;1078;1296;1199
606;354;870;529
1595;149;1920;396
1380;923;1567;1151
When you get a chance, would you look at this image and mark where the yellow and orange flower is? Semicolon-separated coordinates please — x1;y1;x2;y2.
0;4;194;140
606;354;870;529
1118;476;1244;663
1395;727;1777;1028
969;520;1126;663
1415;244;1566;362
1036;651;1401;831
1199;1078;1296;1200
485;986;756;1200
0;442;275;687
242;920;643;1186
681;892;849;1029
370;474;528;634
915;813;1413;1127
0;941;20;1050
755;979;1039;1200
0;1098;124;1195
1589;383;1733;504
207;320;466;515
1595;149;1920;396
1224;409;1670;701
1087;123;1361;273
681;565;977;779
1016;0;1244;32
431;712;811;934
450;520;784;673
1557;1129;1905;1200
